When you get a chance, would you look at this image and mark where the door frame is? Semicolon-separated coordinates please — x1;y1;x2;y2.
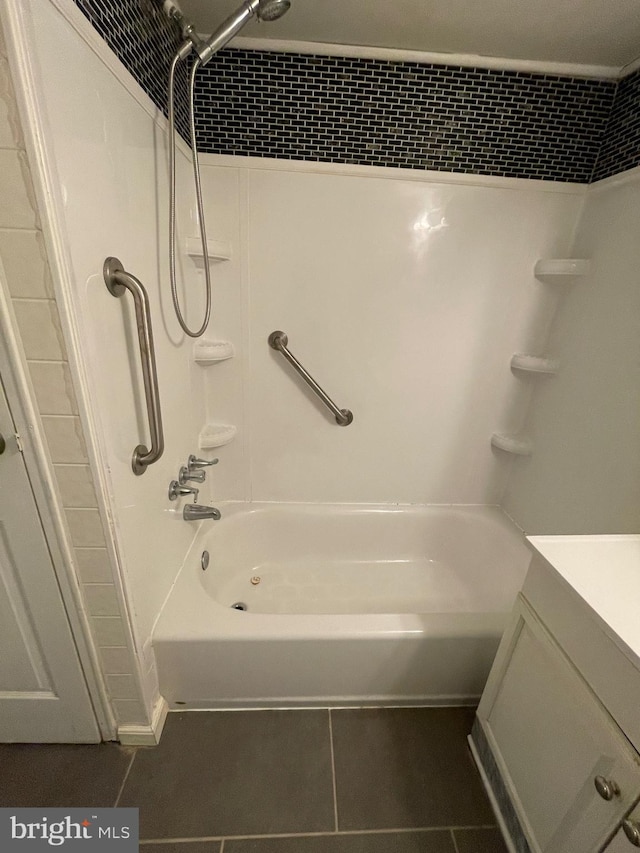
0;280;116;741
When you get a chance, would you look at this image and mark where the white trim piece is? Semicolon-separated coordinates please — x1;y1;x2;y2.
44;0;191;162
118;697;169;746
619;54;640;78
589;163;640;192
200;153;588;195
230;36;620;80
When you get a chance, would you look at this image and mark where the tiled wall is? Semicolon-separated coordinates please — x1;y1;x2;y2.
193;51;615;182
593;67;640;181
72;0;640;182
72;0;189;139
0;24;147;729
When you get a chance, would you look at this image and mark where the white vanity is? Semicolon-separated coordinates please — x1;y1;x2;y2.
471;536;640;853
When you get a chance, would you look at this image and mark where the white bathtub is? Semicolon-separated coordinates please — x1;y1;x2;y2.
153;503;530;709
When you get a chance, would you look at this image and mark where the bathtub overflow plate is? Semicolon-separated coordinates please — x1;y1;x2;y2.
201;550;209;571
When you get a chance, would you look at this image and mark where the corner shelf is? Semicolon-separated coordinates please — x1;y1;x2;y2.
491;433;533;456
199;423;237;449
534;259;590;282
185;237;232;263
510;354;559;375
193;340;235;365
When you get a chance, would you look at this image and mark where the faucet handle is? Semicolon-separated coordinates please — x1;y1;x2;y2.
179;466;205;485
168;481;199;502
188;455;218;470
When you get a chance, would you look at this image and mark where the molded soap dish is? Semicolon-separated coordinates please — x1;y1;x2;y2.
185;237;232;263
534;259;590;281
199;424;237;449
193;340;235;365
491;433;533;456
511;354;559;375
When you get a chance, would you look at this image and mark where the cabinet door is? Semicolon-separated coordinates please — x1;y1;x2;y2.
477;596;640;853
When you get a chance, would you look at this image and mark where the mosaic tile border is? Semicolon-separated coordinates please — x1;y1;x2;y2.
70;2;640;183
193;50;615;182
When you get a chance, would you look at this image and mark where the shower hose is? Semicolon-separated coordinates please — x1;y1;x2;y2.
167;53;211;338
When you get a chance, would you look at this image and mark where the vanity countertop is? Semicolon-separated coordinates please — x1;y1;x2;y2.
527;534;640;671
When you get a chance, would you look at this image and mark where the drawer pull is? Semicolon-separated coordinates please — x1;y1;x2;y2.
594;775;620;801
623;820;640;847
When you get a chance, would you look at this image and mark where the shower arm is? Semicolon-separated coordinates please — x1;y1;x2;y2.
174;0;261;66
268;331;353;426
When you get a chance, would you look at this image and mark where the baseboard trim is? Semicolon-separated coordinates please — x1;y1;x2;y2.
117;697;168;746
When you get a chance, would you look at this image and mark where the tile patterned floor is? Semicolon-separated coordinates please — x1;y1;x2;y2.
0;709;507;853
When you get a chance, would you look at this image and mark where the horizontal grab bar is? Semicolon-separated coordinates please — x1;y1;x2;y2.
268;330;353;426
103;257;165;475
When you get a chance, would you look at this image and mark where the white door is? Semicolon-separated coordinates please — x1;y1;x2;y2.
0;375;99;742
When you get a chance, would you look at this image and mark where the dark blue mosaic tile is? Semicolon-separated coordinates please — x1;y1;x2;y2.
593;67;640;181
193;50;615;182
68;2;639;183
72;0;190;140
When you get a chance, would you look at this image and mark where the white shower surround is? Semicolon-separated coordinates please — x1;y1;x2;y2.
154;503;531;707
17;0;607;719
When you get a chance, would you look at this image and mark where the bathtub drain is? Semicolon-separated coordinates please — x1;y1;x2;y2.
231;602;248;611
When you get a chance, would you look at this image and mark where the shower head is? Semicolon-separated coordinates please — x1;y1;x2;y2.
191;0;291;66
256;0;291;21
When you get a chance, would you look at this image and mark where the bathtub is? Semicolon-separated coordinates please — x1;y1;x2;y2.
153;503;530;709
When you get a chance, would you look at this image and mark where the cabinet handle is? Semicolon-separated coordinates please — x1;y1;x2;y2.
594;775;620;801
623;820;640;847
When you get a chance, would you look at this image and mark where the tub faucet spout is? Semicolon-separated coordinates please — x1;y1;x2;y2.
183;504;221;521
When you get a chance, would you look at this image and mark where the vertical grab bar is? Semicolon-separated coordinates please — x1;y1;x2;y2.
103;257;165;475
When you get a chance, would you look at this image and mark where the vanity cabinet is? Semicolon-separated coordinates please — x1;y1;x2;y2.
473;539;640;853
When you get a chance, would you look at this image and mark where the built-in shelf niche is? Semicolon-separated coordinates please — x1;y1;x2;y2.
510;354;559;375
185;237;232;263
534;258;590;282
193;340;235;365
491;433;533;456
199;423;237;449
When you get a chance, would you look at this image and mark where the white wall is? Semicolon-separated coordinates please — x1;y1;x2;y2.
200;158;585;505
502;169;640;534
24;0;223;715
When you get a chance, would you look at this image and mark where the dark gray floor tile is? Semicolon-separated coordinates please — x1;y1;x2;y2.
453;828;508;853
225;831;455;852
331;708;494;831
0;743;133;808
119;711;335;839
141;844;221;853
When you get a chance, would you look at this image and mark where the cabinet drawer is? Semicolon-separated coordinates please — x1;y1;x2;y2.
604;802;640;852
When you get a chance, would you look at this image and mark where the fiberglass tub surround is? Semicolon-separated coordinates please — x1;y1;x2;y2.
19;0;640;732
154;503;531;708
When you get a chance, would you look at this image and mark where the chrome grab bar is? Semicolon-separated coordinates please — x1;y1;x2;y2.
268;331;353;426
103;257;165;475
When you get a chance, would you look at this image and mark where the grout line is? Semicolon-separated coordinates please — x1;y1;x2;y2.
219;841;224;853
327;708;339;832
114;750;136;808
450;827;461;853
139;826;497;843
